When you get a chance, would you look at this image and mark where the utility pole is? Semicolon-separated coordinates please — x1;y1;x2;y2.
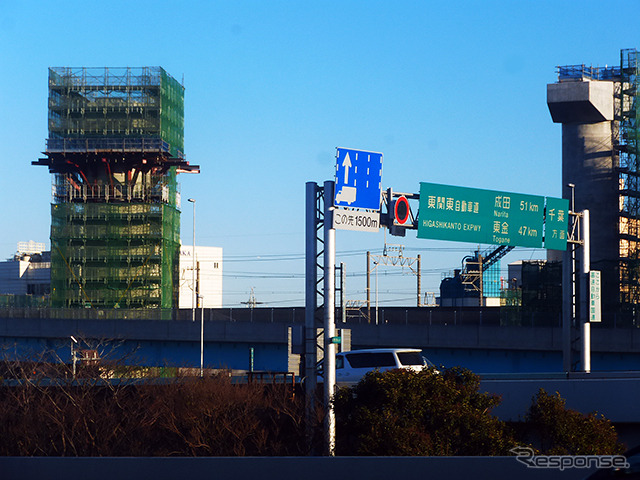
366;251;371;322
367;244;422;309
417;254;421;307
188;198;196;322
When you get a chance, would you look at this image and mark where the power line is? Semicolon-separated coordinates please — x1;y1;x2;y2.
221;245;511;262
224;272;306;279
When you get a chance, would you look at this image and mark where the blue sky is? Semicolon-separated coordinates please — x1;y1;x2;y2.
0;1;638;307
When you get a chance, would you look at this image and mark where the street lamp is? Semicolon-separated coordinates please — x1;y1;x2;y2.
188;198;196;322
198;294;204;378
70;335;78;378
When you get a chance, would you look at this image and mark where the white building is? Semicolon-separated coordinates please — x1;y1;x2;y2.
0;242;51;295
179;245;223;309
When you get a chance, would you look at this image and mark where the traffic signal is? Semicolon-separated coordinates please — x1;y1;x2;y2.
388;195;410;237
393;196;410;225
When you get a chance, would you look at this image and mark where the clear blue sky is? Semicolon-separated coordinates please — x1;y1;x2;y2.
0;1;637;307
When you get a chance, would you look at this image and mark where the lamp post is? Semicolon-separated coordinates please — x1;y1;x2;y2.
188;198;196;322
70;335;78;378
199;294;204;378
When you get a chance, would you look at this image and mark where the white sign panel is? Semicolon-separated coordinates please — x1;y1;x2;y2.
589;270;601;323
333;208;380;232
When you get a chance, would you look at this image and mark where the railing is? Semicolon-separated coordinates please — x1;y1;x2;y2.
557;64;621;81
52;181;177;206
46;137;177;155
49;67;165;88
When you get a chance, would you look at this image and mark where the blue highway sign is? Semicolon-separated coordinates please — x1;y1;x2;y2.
334;147;383;210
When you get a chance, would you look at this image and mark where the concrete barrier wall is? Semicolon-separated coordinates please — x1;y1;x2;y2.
0;456;598;480
482;374;640;423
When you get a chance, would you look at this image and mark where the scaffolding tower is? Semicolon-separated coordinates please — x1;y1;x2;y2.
616;49;640;308
34;67;199;311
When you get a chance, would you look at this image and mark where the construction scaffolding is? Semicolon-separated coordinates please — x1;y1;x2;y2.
50;201;179;309
616;49;640;308
34;67;198;313
51;168;180;204
47;67;184;158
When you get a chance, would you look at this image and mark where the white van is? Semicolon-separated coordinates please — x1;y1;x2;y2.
318;348;436;387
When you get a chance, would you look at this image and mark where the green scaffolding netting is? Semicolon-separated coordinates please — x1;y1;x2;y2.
48;67;184;157
50;202;180;309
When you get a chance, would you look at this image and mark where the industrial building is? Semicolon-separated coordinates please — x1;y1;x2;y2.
438;246;510;307
0;242;223;311
0;242;50;302
178;245;223;309
33;67;198;312
547;48;640;324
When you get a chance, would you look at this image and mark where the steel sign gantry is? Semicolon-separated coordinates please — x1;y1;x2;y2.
304;181;324;453
305;148;385;456
306;154;575;456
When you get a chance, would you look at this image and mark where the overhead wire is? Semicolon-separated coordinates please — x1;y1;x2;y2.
220;245;544;306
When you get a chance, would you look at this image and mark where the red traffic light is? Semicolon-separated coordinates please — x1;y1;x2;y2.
394;196;410;225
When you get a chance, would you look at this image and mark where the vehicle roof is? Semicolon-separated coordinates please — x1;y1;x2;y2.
338;348;422;355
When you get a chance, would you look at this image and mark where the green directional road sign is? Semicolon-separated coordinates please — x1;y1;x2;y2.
417;182;546;248
544;197;569;251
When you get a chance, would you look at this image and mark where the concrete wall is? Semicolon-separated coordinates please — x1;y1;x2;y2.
0;457;601;480
2;315;640;374
0;317;291;372
481;373;640;446
482;373;640;423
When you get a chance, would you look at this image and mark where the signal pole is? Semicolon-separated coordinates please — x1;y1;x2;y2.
562;185;592;373
323;181;336;456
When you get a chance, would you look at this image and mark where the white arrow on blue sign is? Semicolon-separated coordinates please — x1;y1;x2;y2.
334;147;383;210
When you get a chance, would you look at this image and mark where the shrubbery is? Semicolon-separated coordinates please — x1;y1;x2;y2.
0;367;309;456
334;367;516;456
334;367;625;456
518;389;625;455
0;357;625;456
